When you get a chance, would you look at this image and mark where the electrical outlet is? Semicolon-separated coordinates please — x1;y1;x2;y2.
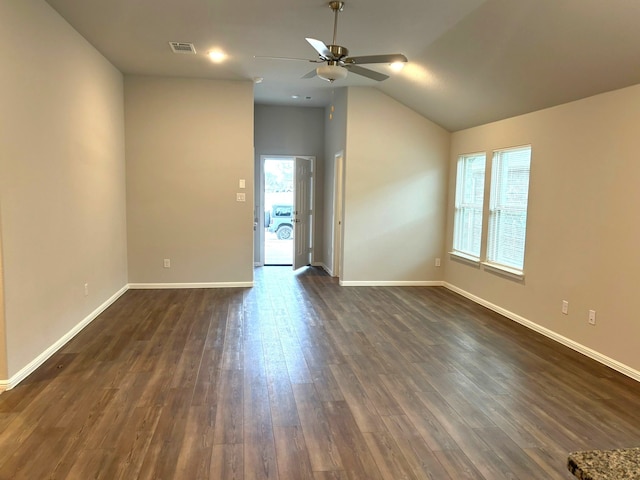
588;310;596;325
164;259;171;268
562;300;569;315
435;258;441;267
84;283;89;296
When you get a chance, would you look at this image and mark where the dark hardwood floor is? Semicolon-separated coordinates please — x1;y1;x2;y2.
1;266;639;479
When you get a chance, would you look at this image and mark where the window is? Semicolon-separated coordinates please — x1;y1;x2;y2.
452;153;486;259
486;146;531;272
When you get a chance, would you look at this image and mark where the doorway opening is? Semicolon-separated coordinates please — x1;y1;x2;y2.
264;158;294;265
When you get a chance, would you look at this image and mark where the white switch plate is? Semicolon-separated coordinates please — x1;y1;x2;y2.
84;283;89;296
236;192;246;202
588;310;596;325
562;300;569;315
435;258;441;267
164;259;171;268
239;179;246;189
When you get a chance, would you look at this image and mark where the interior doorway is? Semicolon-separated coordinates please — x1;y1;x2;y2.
263;157;294;265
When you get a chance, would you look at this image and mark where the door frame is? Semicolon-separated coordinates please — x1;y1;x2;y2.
256;155;315;267
332;151;345;278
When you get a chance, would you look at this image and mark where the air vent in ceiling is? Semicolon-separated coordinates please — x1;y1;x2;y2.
169;42;196;54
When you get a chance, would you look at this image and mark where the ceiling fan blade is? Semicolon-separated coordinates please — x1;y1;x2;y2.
302;69;318;79
345;65;389;82
344;53;408;65
254;55;321;63
306;38;333;59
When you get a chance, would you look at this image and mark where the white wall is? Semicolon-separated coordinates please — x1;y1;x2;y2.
125;76;254;285
445;84;640;373
253;105;325;264
0;0;128;379
341;88;450;284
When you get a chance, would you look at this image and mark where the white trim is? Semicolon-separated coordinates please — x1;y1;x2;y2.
481;261;525;280
443;282;640;383
339;280;445;287
2;285;129;391
128;282;253;289
449;251;481;265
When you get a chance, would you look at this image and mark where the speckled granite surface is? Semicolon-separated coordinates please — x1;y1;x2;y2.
568;448;640;479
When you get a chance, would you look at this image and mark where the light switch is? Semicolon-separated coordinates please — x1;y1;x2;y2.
239;179;246;189
236;193;246;202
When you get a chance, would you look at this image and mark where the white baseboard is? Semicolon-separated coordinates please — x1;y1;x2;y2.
2;284;129;392
443;282;640;383
340;280;445;287
128;282;253;289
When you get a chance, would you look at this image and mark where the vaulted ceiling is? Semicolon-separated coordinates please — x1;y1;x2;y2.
45;0;640;131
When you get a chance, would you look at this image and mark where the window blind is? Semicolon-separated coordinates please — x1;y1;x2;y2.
487;146;531;271
453;153;486;258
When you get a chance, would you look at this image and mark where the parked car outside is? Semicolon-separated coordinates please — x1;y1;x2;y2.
266;204;293;240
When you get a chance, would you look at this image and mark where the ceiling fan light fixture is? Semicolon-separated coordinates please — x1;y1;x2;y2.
316;64;348;82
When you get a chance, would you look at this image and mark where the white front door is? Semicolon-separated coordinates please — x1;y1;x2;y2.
293;157;312;270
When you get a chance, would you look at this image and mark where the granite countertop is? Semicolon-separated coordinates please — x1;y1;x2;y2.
568;447;640;479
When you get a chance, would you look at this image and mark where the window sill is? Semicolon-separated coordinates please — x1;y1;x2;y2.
449;251;481;266
482;262;525;281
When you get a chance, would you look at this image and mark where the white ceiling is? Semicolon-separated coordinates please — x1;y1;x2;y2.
45;0;640;131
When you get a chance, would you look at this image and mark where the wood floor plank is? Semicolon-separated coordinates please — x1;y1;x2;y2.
174;406;215;479
273;426;315;480
323;400;385;480
214;368;244;445
291;383;343;472
266;359;301;427
136;388;191;480
329;362;387;432
379;374;460;452
210;444;243;480
243;338;278;480
362;430;421;480
1;266;640;479
380;414;453;480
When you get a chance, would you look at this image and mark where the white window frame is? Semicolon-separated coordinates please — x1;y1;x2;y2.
451;152;486;261
484;145;532;276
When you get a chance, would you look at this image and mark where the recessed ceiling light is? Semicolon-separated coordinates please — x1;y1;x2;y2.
291;95;300;99
208;50;227;63
390;61;405;72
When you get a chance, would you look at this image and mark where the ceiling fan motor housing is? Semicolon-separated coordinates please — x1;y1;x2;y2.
328;44;348;60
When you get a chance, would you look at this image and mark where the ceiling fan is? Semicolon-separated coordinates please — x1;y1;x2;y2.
257;1;408;82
